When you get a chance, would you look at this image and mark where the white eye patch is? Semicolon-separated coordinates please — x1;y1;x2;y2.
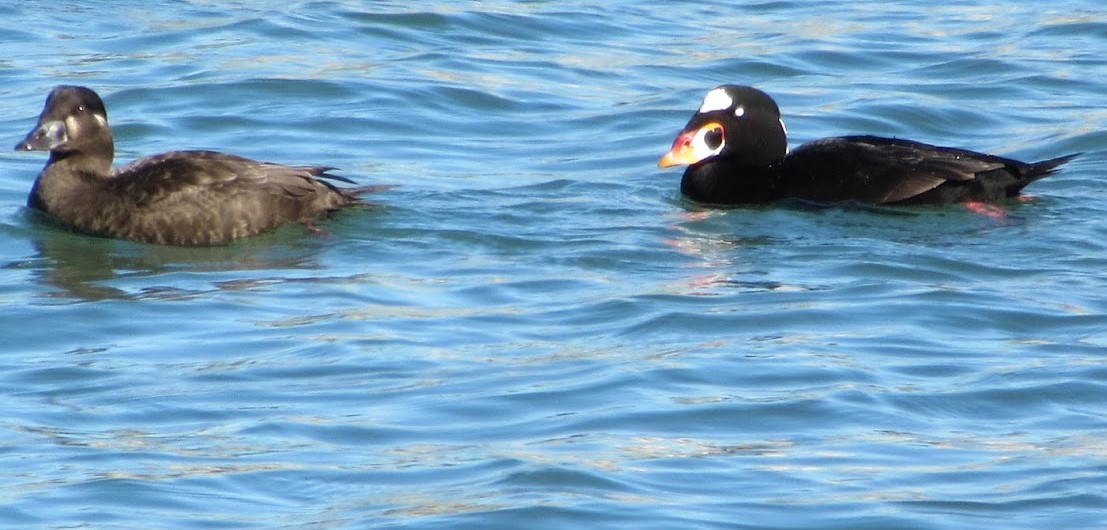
690;125;726;161
698;88;733;113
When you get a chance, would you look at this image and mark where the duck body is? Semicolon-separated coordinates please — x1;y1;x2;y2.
17;85;385;246
661;85;1078;206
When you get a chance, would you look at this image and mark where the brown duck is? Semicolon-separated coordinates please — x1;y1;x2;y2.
15;85;387;246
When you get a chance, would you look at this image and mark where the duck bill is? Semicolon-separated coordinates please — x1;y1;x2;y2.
14;119;67;152
655;126;717;168
658;130;699;168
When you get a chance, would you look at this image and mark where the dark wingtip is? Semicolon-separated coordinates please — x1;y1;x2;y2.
307;164;395;193
303;166;357;185
319;172;357;185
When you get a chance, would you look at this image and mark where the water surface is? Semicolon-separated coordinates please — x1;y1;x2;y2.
1;1;1105;529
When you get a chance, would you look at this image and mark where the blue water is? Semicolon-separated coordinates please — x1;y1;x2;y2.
1;1;1105;528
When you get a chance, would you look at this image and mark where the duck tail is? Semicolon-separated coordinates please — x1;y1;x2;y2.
309;167;395;201
336;184;396;205
1026;153;1081;180
347;184;396;197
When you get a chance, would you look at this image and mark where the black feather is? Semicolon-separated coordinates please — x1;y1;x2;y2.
665;85;1078;206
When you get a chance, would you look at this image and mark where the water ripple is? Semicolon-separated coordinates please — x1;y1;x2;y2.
1;1;1106;529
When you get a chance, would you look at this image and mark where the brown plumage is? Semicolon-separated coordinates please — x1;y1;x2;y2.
15;85;387;246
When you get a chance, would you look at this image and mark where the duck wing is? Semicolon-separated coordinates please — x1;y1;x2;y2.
110;150;354;209
782;136;1016;204
93;150;370;245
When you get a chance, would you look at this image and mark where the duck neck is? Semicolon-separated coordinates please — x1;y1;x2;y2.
680;159;783;204
48;142;114;177
27;149;114;212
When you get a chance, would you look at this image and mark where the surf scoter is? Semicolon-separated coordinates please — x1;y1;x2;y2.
15;85;387;246
658;85;1079;205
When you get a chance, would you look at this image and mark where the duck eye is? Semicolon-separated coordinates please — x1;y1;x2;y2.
704;127;723;150
76;105;85;113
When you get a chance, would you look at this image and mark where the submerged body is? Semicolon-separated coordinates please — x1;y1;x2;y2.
16;85;385;246
659;85;1078;206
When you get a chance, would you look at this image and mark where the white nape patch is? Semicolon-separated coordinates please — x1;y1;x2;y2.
781;119;789;153
698;88;733;113
94;114;108;127
733;106;745;118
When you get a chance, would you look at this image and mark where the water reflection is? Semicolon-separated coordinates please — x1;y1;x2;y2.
17;220;331;302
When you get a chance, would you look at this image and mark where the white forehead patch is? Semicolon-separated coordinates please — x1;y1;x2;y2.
698;88;733;113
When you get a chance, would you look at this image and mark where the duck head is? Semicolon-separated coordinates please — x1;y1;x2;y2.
659;85;788;169
16;85;112;156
